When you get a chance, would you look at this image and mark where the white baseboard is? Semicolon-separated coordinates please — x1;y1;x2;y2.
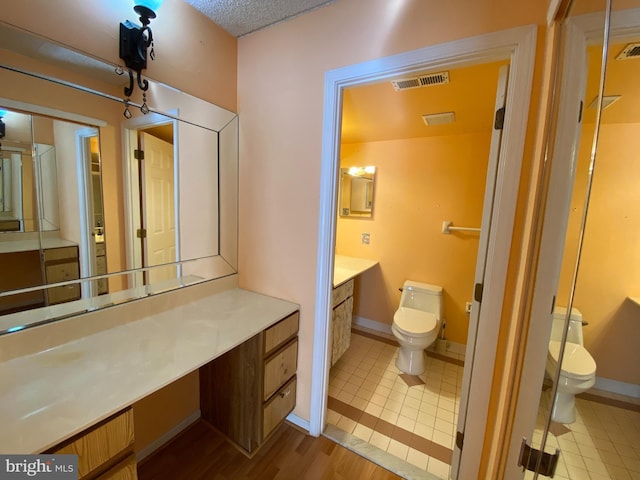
136;410;201;462
286;413;311;434
352;315;393;337
594;377;640;399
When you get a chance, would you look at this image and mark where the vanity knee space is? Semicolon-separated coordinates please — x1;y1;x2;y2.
199;311;299;456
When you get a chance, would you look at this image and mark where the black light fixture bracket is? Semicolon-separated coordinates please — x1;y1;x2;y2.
119;4;159;115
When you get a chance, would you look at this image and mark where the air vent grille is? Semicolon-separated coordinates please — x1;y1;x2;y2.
616;43;640;60
391;71;450;91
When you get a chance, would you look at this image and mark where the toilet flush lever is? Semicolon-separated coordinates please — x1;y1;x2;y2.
581;321;589;326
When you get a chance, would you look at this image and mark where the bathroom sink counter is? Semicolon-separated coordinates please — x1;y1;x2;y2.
333;255;378;287
0;287;298;455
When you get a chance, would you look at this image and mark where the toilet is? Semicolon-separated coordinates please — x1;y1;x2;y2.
392;280;443;375
545;306;596;424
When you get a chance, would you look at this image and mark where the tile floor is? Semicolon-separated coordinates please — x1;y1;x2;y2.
326;331;464;479
525;388;640;480
327;330;640;480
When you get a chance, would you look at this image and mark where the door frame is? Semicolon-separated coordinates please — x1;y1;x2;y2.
308;24;537;477
506;8;640;478
122;112;179;285
76;127;100;299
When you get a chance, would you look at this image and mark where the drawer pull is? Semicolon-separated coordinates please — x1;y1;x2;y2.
279;388;291;399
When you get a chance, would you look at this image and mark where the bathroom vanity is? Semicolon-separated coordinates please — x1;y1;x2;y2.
331;255;378;365
0;282;299;478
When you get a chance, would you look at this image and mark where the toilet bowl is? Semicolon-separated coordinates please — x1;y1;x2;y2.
545;307;596;423
392;280;443;375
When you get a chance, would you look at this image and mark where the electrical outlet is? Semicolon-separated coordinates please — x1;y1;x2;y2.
361;232;370;245
465;302;472;314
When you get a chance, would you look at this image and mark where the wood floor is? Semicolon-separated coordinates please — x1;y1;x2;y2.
138;420;402;480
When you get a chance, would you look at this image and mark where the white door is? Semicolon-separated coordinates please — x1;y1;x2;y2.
451;64;510;477
140;132;176;285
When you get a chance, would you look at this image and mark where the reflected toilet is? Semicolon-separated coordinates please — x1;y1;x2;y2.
545;307;596;424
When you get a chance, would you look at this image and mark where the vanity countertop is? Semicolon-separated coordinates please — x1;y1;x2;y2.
0;236;77;254
0;288;298;454
333;255;378;287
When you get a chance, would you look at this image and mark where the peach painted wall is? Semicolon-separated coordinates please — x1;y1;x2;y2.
336;133;491;345
0;0;237;112
238;0;547;423
557;123;640;386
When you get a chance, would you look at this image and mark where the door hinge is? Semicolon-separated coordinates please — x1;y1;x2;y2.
456;431;464;450
474;283;484;303
494;106;506;130
136;228;147;238
578;100;583;123
134;149;145;160
518;438;559;477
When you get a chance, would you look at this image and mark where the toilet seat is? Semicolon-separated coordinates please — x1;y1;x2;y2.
548;341;596;380
393;308;437;335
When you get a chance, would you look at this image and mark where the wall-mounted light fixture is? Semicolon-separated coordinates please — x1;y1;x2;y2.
119;0;163;117
0;111;6;149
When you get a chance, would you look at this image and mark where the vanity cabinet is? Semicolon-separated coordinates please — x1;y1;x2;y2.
49;408;136;480
44;246;81;305
331;279;354;366
200;311;299;456
0;244;80;314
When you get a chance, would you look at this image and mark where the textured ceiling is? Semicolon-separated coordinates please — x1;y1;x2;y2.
182;0;335;37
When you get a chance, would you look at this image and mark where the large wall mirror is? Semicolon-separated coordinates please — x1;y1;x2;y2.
0;22;238;335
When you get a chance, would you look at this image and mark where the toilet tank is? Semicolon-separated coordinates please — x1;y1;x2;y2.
401;281;443;319
551;306;584;345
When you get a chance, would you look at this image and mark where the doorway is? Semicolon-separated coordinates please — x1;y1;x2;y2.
123;114;178;289
325;60;509;478
310;25;537;479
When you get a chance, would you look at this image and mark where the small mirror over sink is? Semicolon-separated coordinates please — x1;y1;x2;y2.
338;166;376;218
0;21;238;335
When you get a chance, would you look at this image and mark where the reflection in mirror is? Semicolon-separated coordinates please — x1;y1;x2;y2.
338;166;376;218
531;3;640;477
0;106;109;315
0;21;238;335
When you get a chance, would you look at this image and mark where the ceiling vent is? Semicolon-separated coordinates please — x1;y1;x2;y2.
587;95;621;110
391;71;450;91
616;43;640;60
422;112;456;126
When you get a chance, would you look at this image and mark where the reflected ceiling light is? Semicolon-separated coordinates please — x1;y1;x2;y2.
118;0;163;118
347;166;376;176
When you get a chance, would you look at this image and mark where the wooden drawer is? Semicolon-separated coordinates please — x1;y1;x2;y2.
46;262;80;283
332;279;354;307
44;246;78;262
264;338;298;401
264;311;299;356
263;376;296;441
53;409;134;480
95;454;137;480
